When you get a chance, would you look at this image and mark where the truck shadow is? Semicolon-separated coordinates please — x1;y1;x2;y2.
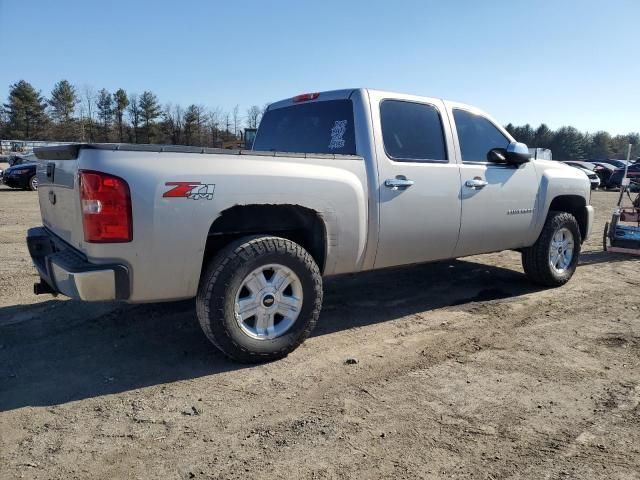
0;256;594;412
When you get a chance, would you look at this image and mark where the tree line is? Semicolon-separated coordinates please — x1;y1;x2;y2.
0;80;266;148
505;123;639;161
1;79;638;160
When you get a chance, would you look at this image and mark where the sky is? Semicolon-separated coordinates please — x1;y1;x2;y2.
0;0;638;134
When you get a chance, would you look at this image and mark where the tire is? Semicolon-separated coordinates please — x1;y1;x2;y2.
521;211;582;287
28;175;38;191
196;235;323;363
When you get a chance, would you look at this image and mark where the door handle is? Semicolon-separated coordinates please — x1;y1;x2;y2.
464;178;488;189
384;178;415;190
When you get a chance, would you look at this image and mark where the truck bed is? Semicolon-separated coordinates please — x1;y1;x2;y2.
35;142;360;161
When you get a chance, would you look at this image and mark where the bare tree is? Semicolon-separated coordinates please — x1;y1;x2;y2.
164;103;183;144
232;104;240;137
82;85;96;142
127;93;140;143
223;112;231;138
246;105;262;129
207;107;222;147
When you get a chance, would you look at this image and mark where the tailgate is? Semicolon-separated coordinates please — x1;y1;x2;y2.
33;145;82;245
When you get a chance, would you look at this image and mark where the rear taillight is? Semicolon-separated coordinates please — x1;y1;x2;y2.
79;170;132;243
293;92;320;102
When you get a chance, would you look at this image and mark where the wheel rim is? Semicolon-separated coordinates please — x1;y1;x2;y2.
31;176;38;190
549;227;574;274
234;263;303;340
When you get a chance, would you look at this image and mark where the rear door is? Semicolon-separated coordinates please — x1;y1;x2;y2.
372;91;462;268
447;105;539;257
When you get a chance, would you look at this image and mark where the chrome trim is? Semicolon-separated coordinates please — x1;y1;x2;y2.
464;178;488;189
51;262;117;301
384;178;415;190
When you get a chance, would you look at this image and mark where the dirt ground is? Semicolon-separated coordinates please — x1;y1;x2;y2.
0;186;639;480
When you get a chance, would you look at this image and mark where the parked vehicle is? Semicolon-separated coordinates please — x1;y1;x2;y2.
2;158;38;190
588;161;618;188
609;163;640;189
595;159;632;169
7;153;37;166
561;162;601;189
28;88;594;362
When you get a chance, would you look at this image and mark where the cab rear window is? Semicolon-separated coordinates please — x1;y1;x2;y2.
253;100;356;155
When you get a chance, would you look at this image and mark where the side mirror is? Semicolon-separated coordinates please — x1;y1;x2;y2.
506;142;531;164
488;142;531;165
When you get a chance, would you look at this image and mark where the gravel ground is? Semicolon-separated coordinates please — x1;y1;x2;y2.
0;187;639;479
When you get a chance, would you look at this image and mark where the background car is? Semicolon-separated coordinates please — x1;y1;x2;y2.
594;159;632;169
562;161;601;189
588;161;617;188
3;159;38;190
609;163;640;190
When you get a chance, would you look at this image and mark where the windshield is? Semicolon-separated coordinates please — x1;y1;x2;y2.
253;100;356;155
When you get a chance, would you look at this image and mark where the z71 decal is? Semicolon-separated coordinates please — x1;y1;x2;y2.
163;182;215;200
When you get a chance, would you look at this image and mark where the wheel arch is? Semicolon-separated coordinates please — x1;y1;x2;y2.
547;195;588;242
202;204;328;275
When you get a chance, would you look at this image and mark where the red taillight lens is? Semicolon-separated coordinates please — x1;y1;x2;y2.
79;170;132;243
293;92;320;102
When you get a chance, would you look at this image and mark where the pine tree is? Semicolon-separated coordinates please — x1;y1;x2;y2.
3;80;48;139
504;123;516;137
113;89;129;142
552;126;586;160
139;91;161;143
49;80;77;123
183;105;198;145
587;131;611;159
513;124;534;145
49;80;78;141
533;124;553;148
127;94;140;143
96;89;113;141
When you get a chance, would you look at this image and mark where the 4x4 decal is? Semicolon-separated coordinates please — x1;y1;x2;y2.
163;182;215;200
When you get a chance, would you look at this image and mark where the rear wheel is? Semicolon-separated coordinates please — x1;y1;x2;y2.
522;211;581;287
196;235;323;363
28;175;38;191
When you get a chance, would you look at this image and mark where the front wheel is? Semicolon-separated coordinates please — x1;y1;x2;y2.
28;175;38;191
196;236;323;363
522;211;582;287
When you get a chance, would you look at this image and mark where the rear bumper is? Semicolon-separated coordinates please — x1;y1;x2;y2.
584;205;595;242
27;227;130;301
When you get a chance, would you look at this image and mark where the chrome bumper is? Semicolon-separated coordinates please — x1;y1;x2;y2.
27;227;129;301
584;205;595;241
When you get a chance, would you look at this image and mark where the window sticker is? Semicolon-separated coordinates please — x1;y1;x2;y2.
329;120;348;150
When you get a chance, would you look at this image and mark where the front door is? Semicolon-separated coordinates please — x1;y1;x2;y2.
448;107;539;257
372;93;462;269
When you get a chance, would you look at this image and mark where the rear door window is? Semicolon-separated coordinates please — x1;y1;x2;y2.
380;100;447;162
253;100;356;155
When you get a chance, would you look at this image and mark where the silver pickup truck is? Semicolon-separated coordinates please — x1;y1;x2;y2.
29;88;594;362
